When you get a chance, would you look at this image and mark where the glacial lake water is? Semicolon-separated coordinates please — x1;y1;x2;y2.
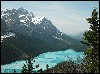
1;49;85;73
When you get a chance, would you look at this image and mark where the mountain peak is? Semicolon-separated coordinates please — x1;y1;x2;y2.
18;7;25;10
18;7;28;15
1;8;8;11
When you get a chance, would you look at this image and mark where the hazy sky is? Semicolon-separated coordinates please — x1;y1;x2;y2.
1;1;99;34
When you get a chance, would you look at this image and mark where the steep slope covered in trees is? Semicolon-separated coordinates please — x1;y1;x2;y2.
1;7;86;65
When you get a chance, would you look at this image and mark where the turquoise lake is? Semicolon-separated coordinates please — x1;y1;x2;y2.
1;49;85;73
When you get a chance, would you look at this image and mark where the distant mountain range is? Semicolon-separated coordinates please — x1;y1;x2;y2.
1;7;86;65
65;31;87;40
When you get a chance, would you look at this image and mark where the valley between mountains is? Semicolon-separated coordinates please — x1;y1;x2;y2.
1;7;86;65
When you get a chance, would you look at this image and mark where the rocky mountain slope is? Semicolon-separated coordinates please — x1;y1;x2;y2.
1;7;86;65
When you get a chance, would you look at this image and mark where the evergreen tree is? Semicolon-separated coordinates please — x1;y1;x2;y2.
21;55;35;73
21;64;28;73
81;8;99;73
46;64;49;70
14;69;16;73
27;55;34;73
37;68;43;73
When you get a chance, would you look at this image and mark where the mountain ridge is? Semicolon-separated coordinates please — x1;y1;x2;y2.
1;7;86;65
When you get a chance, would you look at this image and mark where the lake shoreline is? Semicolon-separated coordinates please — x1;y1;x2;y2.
1;49;85;73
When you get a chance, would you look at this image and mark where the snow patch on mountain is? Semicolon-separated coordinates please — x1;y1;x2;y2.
31;16;45;25
1;8;8;12
52;36;63;41
1;32;15;42
19;15;25;18
1;7;69;43
20;19;25;22
1;8;8;18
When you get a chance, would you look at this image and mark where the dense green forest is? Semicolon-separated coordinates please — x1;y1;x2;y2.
1;27;86;65
1;31;85;64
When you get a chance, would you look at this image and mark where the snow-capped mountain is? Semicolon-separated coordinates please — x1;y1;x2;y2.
1;7;86;65
1;7;63;41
